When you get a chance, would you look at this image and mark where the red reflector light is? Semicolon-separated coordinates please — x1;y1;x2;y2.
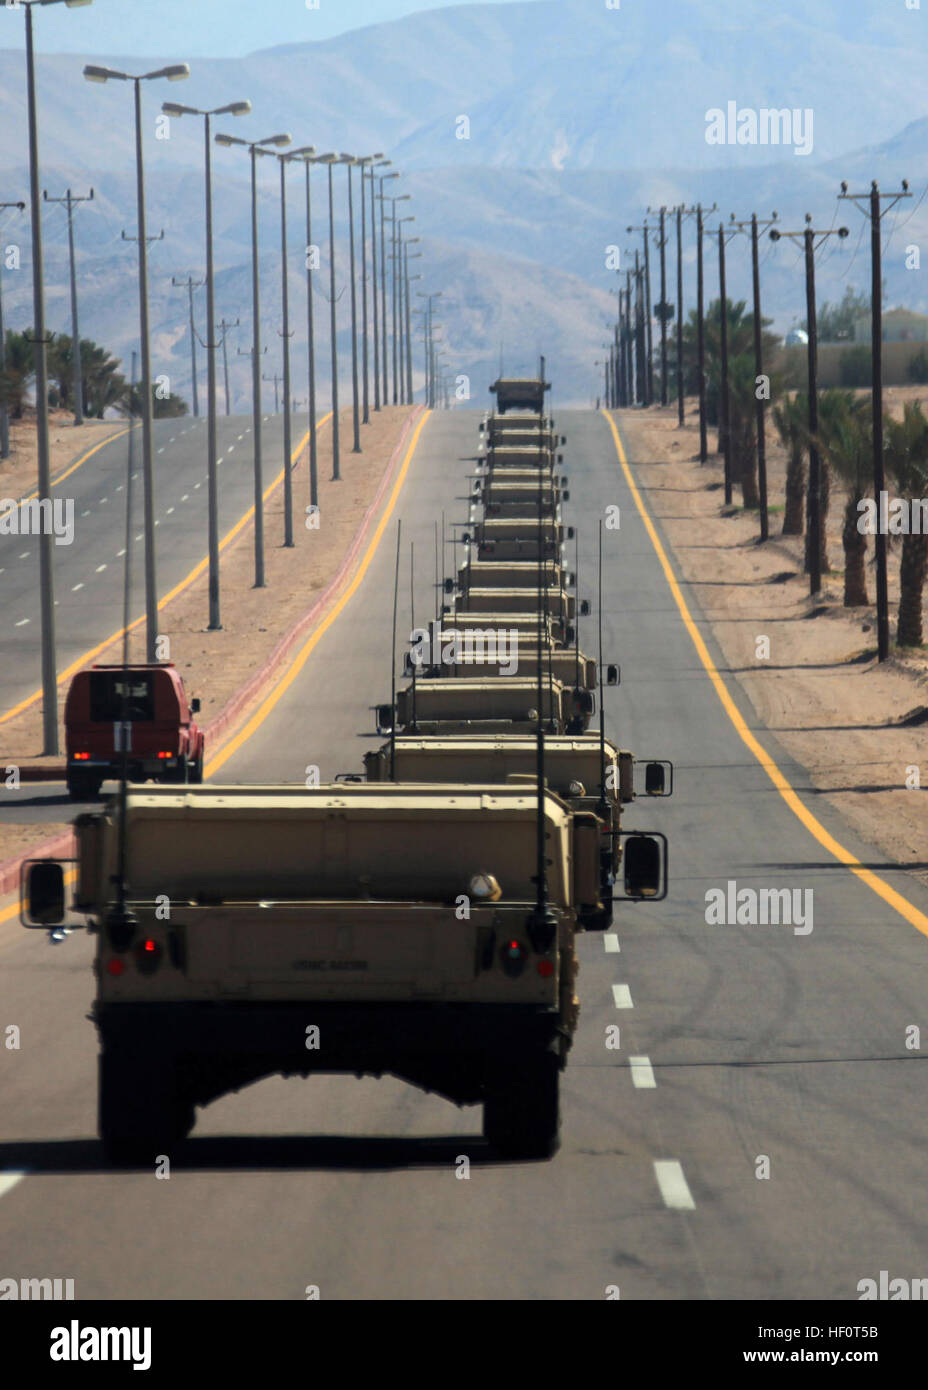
106;958;125;976
537;960;554;978
73;752;90;761
506;940;521;956
142;939;157;953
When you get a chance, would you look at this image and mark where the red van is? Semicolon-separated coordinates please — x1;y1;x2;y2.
64;663;205;800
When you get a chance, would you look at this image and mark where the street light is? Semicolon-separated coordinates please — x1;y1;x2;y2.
215;129;292;585
376;172;400;401
275;145;315;548
15;1;93;752
310;153;342;479
367;159;390;412
395;215;415;404
404;252;422;403
380;191;411;403
288;150;320;507
84;55;189;671
161;97;252;628
352;154;384;425
339;154;362;453
417;290;442;407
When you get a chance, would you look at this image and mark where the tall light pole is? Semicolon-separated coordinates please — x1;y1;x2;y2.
84;56;189;672
17;0;91;752
215;129;292;587
0;199;26;459
354;154;383;424
377;172;400;403
382;193;411;403
418;290;442;407
340;154;362;452
292;151;319;507
277;145;315;548
162;99;251;630
311;153;342;479
405;253;421;404
368;159;390;411
395;214;415;403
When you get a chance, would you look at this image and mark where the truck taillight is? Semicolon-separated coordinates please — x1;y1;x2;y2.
501;938;526;978
537;960;554;978
73;751;90;761
156;751;173;760
105;958;125;977
135;938;163;975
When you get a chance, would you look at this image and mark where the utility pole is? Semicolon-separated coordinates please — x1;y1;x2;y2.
839;179;911;662
671;204;698;429
694;202;717;462
43;187;94;425
769;215;850;596
647;205;670;406
627;222;654;405
730;212;778;541
633;250;646;405
717;222;734;504
171;274;204;418
0;199;26;459
263;370;282;413
217;317;238;415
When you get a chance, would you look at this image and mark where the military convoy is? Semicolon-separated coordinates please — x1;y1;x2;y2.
23;370;670;1164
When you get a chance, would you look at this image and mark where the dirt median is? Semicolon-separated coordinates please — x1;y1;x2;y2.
616;400;928;890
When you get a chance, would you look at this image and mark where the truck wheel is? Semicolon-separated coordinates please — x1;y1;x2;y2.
66;774;86;802
99;1047;189;1165
483;1052;560;1159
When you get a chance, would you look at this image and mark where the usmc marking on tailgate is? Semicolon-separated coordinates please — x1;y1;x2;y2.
291;960;369;971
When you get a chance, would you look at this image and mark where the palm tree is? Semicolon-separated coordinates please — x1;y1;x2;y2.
884;401;928;647
771;391;807;536
0;330;35;419
726;352;761;507
812;391;872;606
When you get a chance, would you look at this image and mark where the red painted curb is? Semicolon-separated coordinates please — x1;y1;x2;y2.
0;407;424;902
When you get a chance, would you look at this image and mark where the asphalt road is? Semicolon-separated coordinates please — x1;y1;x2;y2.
2;406;928;1300
0;410;295;718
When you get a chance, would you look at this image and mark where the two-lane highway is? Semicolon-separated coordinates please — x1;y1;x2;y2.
2;407;928;1299
0;411;299;718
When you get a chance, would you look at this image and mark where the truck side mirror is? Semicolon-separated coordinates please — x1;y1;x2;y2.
580;599;591;617
621;832;668;901
444;578;455;594
190;697;201;714
23;859;65;926
606;664;620;686
557;453;564;463
479;421;485;432
639;759;674;796
565;624;576;644
567;526;574;540
561;436;567;445
375;704;394;732
562;489;570;502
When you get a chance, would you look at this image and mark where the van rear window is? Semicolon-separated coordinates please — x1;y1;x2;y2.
89;673;155;722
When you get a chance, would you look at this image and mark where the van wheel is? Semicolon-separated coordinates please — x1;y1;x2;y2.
483;1052;560;1159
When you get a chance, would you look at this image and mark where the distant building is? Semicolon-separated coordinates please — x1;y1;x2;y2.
853;307;928;343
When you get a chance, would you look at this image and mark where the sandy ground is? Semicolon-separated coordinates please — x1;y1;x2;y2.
618;396;928;889
0;405;415;869
0;409;127;500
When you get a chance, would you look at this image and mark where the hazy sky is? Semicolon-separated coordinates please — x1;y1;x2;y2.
0;0;518;56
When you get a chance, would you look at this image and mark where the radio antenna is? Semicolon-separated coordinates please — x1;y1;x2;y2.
390;518;402;780
108;352;137;950
410;541;417;730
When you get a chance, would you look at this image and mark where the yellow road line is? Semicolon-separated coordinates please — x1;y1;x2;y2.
0;418;326;726
205;410;431;777
602;409;928;940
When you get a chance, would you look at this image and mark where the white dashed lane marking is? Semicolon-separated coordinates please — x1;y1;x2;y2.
95;565;107;573
72;583;83;592
653;1161;695;1210
15;618;29;627
604;933;620;953
0;1173;26;1201
612;983;633;1009
630;1056;656;1089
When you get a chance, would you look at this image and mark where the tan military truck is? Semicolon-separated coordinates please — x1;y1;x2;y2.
380;675;593;735
423;644;597;691
489;377;550;413
479;479;565;520
22;782;669;1160
456;559;570;592
466;517;568;562
456;586;577;625
438;611;571;649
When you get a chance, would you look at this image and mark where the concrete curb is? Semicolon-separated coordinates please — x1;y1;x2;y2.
0;406;424;902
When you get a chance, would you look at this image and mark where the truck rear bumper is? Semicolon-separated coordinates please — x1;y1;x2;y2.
95;1000;567;1108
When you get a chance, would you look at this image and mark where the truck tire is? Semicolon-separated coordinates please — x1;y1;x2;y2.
483;1052;560;1159
67;773;103;802
99;1046;192;1165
